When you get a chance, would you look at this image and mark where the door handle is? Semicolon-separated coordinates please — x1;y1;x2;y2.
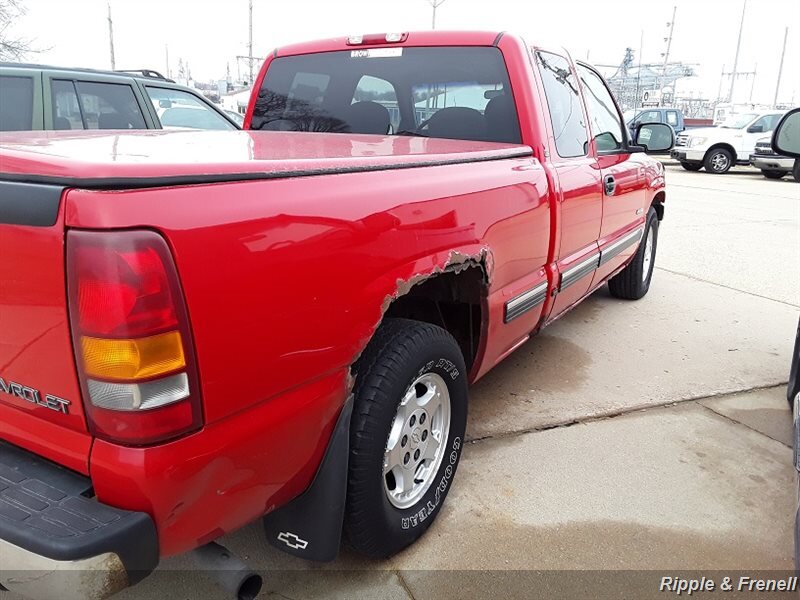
604;175;616;196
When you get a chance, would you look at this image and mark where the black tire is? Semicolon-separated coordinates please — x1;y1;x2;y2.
762;170;785;180
345;318;468;558
680;162;702;171
608;207;659;300
793;160;800;183
703;147;734;174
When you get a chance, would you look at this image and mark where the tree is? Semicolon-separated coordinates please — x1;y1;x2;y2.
0;0;33;61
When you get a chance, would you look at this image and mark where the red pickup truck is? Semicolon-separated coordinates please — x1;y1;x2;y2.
0;31;671;599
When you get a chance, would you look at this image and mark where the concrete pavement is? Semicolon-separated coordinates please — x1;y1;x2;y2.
114;165;800;599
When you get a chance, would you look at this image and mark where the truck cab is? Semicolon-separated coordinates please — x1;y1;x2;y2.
671;110;785;173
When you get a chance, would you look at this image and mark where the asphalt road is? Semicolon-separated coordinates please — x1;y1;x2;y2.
30;164;800;600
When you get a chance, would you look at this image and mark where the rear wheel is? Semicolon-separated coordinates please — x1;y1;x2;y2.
703;148;734;174
345;318;468;558
680;162;702;171
608;207;659;300
762;170;785;180
793;160;800;183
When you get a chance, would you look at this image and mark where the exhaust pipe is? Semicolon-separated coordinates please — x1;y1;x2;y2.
190;542;263;600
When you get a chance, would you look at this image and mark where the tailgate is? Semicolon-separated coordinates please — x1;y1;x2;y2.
0;181;90;473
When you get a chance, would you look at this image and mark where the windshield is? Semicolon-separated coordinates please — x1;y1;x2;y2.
719;113;757;129
250;46;521;144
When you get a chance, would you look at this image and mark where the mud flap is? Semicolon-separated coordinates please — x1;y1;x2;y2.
263;394;353;562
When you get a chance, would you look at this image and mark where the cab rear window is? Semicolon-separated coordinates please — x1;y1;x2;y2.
251;46;521;144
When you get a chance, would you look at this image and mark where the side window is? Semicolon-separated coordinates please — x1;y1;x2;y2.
767;115;781;130
535;51;587;158
633;110;661;125
146;86;235;130
51;80;84;130
666;111;679;127
0;75;34;131
758;114;781;131
353;75;399;133
74;81;147;130
576;64;625;152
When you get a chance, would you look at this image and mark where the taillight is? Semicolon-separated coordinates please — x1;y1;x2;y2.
67;230;203;446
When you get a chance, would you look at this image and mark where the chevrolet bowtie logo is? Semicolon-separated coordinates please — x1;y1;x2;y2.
277;531;309;550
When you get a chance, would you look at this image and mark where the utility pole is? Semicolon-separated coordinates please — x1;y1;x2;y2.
634;29;644;109
427;0;447;29
773;26;788;106
660;5;676;91
248;0;254;84
728;0;747;102
107;2;116;70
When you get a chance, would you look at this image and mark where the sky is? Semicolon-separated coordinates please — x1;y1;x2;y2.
7;0;800;106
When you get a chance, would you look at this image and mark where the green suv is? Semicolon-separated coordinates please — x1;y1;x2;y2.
0;64;239;131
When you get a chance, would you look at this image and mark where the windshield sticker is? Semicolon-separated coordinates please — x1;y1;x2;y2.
350;48;403;59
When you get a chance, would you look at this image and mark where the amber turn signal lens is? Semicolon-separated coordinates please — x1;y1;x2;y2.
81;331;186;381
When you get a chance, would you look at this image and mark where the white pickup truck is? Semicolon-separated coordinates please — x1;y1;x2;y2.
671;110;785;173
750;136;799;182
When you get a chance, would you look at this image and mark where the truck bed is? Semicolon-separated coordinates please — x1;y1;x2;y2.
0;130;532;186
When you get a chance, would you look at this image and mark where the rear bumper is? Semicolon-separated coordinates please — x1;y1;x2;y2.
0;441;158;600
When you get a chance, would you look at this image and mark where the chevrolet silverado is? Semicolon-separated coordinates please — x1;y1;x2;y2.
0;31;672;599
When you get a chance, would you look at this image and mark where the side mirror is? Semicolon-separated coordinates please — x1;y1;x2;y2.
634;122;674;153
747;124;764;133
772;108;800;158
159;99;173;109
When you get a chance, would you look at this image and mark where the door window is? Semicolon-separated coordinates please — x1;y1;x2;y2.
51;80;83;130
0;75;34;131
750;114;782;132
633;110;662;125
74;81;147;129
535;51;587;158
576;64;625;152
146;86;235;130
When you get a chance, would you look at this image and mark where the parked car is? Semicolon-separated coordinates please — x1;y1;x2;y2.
671;110;785;173
0;31;673;600
750;135;800;182
0;63;239;131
